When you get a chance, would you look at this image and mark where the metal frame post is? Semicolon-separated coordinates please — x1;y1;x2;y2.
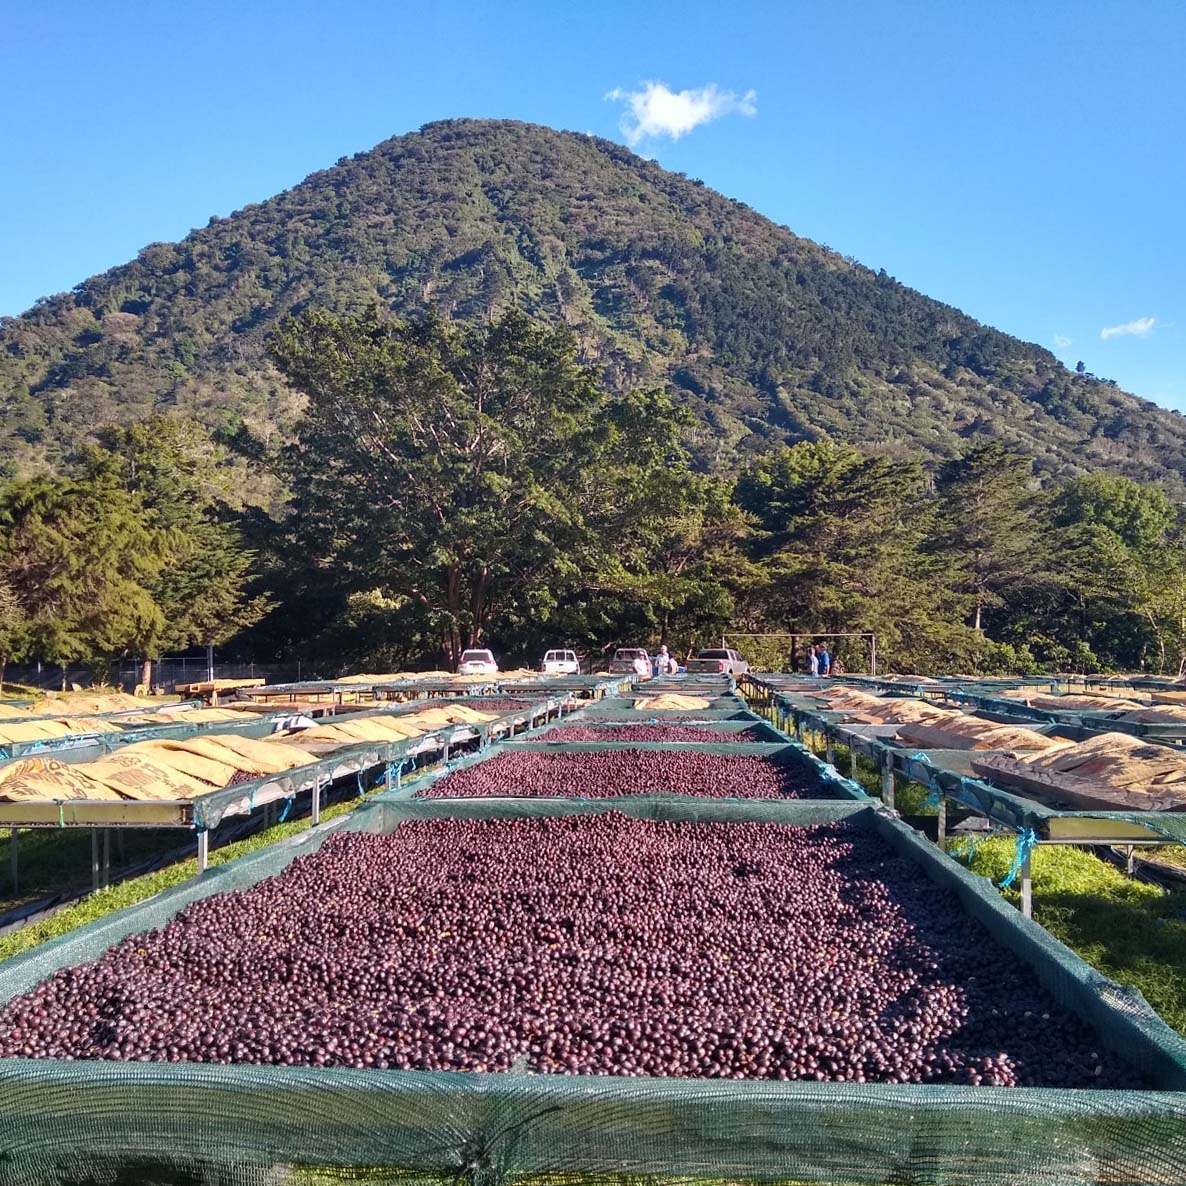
9;828;18;896
824;731;835;767
936;795;947;846
311;771;322;826
91;830;100;892
102;828;111;889
1020;851;1033;919
880;754;896;812
196;829;209;873
850;746;858;781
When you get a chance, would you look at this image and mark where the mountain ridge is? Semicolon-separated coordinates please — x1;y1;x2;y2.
3;117;1185;485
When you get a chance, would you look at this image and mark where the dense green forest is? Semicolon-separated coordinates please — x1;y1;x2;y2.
3;308;1186;681
4;119;1186;489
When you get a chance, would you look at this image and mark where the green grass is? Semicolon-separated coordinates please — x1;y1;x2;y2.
952;836;1186;1035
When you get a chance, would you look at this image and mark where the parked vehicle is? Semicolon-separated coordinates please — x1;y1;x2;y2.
686;648;749;676
457;649;499;676
541;649;580;675
608;647;651;675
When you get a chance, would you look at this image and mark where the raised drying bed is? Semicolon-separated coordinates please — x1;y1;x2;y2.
0;794;1182;1184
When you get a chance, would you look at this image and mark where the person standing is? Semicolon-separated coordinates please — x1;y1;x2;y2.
808;646;820;677
818;643;831;678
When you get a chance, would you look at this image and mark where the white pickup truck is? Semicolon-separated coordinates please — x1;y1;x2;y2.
541;649;580;675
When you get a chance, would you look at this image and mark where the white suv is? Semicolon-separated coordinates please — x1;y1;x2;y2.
457;649;499;676
541;649;580;675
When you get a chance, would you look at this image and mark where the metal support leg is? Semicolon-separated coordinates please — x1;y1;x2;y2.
9;828;18;896
1126;845;1135;876
850;747;858;781
311;773;322;826
92;830;100;892
825;734;835;767
385;745;394;793
102;828;111;889
881;758;896;812
196;829;209;874
936;796;947;847
1020;853;1033;919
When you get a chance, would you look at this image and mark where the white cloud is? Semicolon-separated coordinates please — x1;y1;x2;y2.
1100;316;1157;341
605;81;757;146
1053;334;1073;348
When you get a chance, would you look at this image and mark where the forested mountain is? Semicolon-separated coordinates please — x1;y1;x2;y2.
3;117;1185;486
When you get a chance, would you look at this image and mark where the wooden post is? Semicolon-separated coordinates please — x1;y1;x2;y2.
936;795;947;846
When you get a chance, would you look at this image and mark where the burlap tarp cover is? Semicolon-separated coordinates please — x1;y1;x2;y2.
898;712;1070;753
973;732;1186;813
633;694;712;710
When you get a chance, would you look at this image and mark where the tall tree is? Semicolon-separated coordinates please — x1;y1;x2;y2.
736;442;975;672
0;476;162;686
80;417;269;687
933;443;1041;633
270;308;710;669
1039;475;1180;671
0;574;27;692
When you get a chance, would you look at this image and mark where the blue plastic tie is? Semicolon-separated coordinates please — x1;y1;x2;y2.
999;827;1039;889
907;751;930;763
949;827;987;862
278;796;293;823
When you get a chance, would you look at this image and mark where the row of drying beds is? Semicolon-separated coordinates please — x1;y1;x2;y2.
749;676;1186;916
0;678;1184;1183
0;693;576;892
231;672;632;709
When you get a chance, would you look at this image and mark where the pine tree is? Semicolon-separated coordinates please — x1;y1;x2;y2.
81;417;269;687
933;443;1040;633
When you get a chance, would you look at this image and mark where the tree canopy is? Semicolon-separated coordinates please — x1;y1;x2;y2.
267;308;737;667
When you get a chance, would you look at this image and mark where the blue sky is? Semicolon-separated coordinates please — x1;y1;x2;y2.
2;0;1183;408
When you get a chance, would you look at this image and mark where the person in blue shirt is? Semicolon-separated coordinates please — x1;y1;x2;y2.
817;644;831;677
